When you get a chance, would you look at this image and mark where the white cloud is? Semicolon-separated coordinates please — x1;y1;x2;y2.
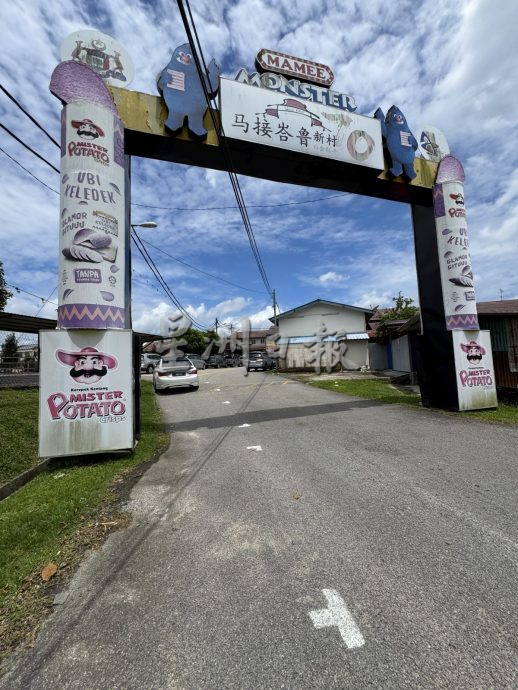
318;271;349;285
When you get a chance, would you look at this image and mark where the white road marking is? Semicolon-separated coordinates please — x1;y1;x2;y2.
214;388;221;391
246;445;262;451
222;401;231;404
309;589;365;649
238;423;251;428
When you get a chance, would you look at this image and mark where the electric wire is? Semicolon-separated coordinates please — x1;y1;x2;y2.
131;192;347;211
0;122;60;173
1;57;281;311
177;0;273;296
34;285;58;317
0;141;346;209
131;231;207;330
0;146;59;195
132;232;198;324
138;236;268;295
0;84;60;148
6;282;58;306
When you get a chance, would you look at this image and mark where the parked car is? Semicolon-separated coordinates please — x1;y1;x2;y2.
207;354;227;368
184;353;207;370
224;354;237;367
245;351;275;372
141;352;162;373
153;356;199;392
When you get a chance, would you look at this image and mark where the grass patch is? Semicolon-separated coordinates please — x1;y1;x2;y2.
310;377;422;406
0;381;168;660
308;377;518;424
0;389;39;483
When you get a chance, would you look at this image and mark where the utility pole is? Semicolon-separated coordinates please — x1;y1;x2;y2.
272;288;279;373
215;317;219;334
499;288;504;301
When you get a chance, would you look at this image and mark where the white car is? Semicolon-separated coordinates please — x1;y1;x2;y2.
153;357;199;392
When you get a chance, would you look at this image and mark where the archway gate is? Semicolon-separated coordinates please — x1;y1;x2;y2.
39;47;497;458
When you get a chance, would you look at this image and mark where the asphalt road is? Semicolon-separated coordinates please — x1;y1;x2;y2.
2;368;517;689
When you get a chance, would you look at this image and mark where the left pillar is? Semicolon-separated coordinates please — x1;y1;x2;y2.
38;61;134;457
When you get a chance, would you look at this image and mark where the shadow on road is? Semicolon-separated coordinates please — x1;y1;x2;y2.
168;398;385;433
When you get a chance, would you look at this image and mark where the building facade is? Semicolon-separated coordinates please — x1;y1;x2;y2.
271;299;372;371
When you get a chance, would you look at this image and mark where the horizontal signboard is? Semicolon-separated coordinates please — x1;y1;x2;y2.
256;48;334;87
220;78;383;170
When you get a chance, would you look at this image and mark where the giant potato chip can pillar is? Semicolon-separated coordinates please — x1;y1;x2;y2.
50;60;128;329
432;155;479;331
39;52;135;457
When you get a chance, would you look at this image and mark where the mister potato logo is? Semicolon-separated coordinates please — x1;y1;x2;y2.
68;118;110;164
458;340;493;388
47;346;126;422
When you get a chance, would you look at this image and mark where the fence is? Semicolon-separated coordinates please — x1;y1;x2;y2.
0;332;39;387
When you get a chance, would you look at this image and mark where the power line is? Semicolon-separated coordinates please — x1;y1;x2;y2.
6;282;58;306
0;122;60;173
0;83;60;148
177;0;273;296
139;236;268;295
131;230;207;330
132;192;347;212
34;285;58;317
0;142;340;214
0;146;59;195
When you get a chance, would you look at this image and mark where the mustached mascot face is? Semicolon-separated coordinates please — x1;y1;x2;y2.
466;346;483;364
56;346;118;385
77;123;99;139
70;354;108;384
460;340;486;366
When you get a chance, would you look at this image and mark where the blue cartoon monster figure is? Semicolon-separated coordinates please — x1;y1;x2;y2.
157;43;220;139
374;105;417;179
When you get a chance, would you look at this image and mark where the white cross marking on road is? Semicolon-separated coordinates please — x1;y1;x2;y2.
309;589;365;649
246;445;262;451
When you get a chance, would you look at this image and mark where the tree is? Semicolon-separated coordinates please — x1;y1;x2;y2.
181;327;213;353
375;292;419;341
0;261;13;312
1;333;19;365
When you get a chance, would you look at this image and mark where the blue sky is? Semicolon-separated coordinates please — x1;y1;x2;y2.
1;0;517;335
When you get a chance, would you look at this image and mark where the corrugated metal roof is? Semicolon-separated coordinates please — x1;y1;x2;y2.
278;333;369;344
477;300;518;316
0;312;162;340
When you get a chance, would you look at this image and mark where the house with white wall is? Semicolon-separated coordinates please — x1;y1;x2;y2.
270;299;373;371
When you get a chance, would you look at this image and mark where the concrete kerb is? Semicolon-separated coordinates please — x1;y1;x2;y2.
0;458;52;502
0;450;135;502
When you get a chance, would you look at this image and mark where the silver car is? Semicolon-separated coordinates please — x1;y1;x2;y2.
184;353;207;370
153;357;199;392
